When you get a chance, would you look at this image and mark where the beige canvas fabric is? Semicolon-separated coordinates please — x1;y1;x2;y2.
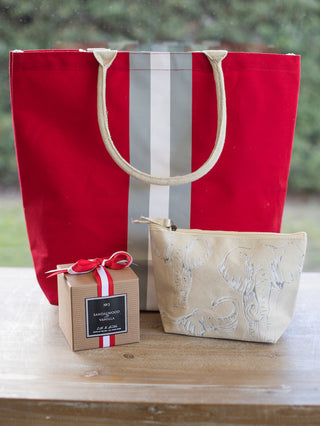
141;218;307;343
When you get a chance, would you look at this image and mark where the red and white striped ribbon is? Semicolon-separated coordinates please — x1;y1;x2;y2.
95;265;114;347
46;251;133;347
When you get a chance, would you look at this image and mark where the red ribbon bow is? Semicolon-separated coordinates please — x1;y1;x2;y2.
46;251;133;349
46;251;133;278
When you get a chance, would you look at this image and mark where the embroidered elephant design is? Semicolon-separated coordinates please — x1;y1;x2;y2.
161;296;239;337
152;236;212;309
218;242;304;342
151;235;240;335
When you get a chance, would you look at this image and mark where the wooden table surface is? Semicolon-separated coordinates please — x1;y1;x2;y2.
0;268;319;425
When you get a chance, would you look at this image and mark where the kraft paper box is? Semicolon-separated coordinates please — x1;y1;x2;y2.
58;265;140;351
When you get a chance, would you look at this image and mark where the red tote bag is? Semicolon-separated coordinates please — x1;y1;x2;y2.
9;48;300;309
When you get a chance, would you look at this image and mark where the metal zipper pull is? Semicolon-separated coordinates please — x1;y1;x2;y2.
132;216;177;231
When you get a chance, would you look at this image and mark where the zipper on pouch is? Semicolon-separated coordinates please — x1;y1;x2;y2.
133;216;305;240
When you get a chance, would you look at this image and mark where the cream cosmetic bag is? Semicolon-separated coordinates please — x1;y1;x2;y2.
138;218;307;343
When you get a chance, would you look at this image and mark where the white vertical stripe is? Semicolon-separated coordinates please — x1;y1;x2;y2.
97;265;110;347
147;53;171;310
149;53;170;218
97;265;109;296
103;335;110;347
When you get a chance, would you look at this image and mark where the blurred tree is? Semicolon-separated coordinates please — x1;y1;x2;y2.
0;0;319;192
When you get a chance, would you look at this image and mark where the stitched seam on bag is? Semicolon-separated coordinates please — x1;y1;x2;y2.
173;230;306;239
130;68;192;71
13;65;298;73
150;226;305;240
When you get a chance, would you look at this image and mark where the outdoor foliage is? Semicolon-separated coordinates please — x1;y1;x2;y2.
0;0;319;192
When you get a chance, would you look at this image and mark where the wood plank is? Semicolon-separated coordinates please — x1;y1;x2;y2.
1;399;319;426
0;268;319;424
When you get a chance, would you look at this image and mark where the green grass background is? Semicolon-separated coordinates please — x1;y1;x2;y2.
0;191;319;271
0;192;33;267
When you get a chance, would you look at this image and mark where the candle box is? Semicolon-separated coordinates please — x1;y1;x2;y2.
57;265;139;351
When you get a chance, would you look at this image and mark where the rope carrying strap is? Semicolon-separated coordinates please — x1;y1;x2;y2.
93;49;228;186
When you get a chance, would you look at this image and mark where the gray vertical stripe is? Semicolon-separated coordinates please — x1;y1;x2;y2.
127;53;151;309
169;53;192;229
127;52;193;310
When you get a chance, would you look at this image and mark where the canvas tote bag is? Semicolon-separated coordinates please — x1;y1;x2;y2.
140;217;307;343
10;48;300;308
